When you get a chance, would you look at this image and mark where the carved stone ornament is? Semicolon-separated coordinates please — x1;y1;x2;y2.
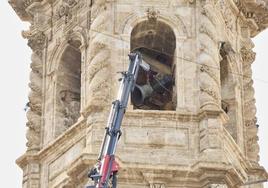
200;87;219;101
147;7;160;22
217;0;236;32
240;47;256;63
55;0;78;22
23;0;42;8
208;184;228;188
22;30;46;56
150;183;165;188
57;4;70;18
63;0;77;7
200;65;220;86
245;117;257;127
235;0;268;34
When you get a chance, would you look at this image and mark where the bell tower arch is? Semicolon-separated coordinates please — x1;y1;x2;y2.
9;0;268;187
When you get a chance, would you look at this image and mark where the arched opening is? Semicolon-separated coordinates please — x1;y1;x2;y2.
220;49;238;142
130;20;176;110
55;39;82;136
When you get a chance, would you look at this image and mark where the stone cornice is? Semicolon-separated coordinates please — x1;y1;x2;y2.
22;30;47;56
8;0;32;21
16;117;87;168
8;0;51;22
236;0;268;36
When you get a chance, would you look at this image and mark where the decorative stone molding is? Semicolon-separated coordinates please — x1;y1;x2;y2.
199;24;217;43
150;183;165;188
235;0;268;36
200;65;220;86
198;2;221;110
26;53;43;153
200;87;220;102
207;184;228;188
23;0;42;8
241;46;260;164
146;7;160;22
21;30;46;152
63;0;77;7
57;4;70;19
9;0;268;187
201;7;217;26
84;0;113;114
22;30;46;57
241;47;256;64
217;0;236;32
245;117;257;128
55;0;78;23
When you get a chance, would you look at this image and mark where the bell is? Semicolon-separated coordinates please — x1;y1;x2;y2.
131;75;173;107
131;84;153;106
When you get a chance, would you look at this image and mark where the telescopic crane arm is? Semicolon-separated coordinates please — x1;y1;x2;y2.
87;52;150;188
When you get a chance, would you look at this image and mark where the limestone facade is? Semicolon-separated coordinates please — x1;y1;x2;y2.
9;0;268;187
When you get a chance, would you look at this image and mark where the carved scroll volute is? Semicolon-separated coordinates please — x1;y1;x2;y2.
241;47;260;164
22;30;46;152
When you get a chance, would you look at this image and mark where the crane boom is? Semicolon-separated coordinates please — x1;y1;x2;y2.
87;52;150;188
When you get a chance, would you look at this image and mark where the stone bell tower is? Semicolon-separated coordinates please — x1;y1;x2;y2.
9;0;268;187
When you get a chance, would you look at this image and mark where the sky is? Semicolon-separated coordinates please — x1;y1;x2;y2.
0;1;267;187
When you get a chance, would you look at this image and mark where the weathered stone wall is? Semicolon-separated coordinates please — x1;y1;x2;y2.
9;0;268;187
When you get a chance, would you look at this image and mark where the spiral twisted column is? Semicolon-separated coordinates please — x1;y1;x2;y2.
17;30;46;188
84;1;116;156
198;3;221;111
22;31;46;153
85;0;114;115
197;3;223;154
241;47;260;165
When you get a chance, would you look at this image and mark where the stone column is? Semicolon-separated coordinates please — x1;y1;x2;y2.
85;0;114;114
22;30;46;153
197;2;224;155
18;30;46;188
198;2;221;111
84;0;116;153
241;47;260;165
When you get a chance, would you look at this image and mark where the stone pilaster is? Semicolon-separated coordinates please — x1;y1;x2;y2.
16;154;40;188
22;162;40;188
